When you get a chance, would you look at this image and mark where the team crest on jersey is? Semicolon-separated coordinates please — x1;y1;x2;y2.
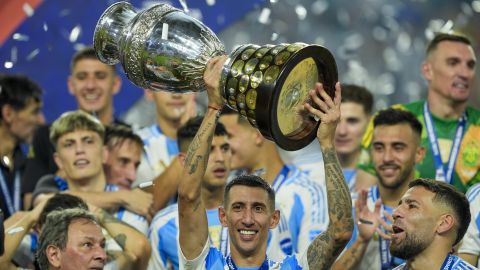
457;126;480;185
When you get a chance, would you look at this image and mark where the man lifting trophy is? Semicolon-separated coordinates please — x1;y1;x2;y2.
94;1;338;150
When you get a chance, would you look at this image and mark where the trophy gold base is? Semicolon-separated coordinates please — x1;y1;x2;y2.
221;43;338;151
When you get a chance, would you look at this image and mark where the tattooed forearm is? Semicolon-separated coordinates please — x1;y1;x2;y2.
184;121;214;175
188;155;203;174
114;234;127;249
307;147;353;270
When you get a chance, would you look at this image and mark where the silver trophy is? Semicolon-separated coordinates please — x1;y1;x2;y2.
94;1;338;151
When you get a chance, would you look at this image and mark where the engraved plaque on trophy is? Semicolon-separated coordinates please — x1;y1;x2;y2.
94;2;338;151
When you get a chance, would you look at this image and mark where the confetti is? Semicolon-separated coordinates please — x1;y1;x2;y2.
271;32;278;41
295;5;307;20
4;62;13;69
26;49;40;61
258;8;271;24
179;0;189;12
11;47;17;63
23;3;34;17
13;33;29;41
69;25;82;43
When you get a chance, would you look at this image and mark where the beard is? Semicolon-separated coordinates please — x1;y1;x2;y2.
390;232;429;260
377;163;415;190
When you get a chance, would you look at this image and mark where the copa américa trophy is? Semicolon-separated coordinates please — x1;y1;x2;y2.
93;1;338;150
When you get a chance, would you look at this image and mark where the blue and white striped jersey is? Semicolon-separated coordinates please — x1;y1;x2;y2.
179;236;310;270
274;165;329;255
459;183;480;263
134;124;179;187
392;254;477;270
148;204;292;270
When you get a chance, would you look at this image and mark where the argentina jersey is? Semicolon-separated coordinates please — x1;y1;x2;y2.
179;235;310;270
53;177;149;235
148;204;293;269
459;183;480;262
148;204;224;270
135;124;179;187
393;254;477;270
104;184;149;235
274;165;329;255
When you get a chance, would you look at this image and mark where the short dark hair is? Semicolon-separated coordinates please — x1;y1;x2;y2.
341;84;374;115
224;174;275;211
177;115;227;152
38;193;88;228
409;178;470;246
373;108;422;137
70;47;116;73
104;124;143;152
0;74;43;121
426;33;472;57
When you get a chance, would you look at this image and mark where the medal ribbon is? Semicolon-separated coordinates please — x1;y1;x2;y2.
226;255;269;270
0;170;20;216
423;102;466;183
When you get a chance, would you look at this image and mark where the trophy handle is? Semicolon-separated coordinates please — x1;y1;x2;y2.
93;1;137;65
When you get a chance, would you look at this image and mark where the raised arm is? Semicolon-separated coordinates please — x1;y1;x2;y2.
0;199;47;270
331;190;382;270
304;82;354;269
178;56;227;260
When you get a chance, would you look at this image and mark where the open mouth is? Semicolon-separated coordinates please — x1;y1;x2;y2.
392;225;404;234
74;159;90;168
213;168;226;177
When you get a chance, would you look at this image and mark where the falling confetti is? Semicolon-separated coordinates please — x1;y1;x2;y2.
12;33;29;41
23;3;34;17
69;25;82;43
10;47;17;63
295;5;307;20
271;32;278;41
43;22;48;32
179;0;189;12
206;0;216;6
26;49;40;61
258;8;271;24
4;62;13;69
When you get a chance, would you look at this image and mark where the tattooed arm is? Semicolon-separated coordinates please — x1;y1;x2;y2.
304;82;354;270
91;205;151;270
178;56;227;260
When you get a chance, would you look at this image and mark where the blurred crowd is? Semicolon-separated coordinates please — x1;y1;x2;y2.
0;32;479;270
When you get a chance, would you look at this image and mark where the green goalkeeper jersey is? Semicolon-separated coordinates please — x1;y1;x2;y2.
358;100;480;193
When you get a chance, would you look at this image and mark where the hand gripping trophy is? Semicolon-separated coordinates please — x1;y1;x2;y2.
94;1;338;150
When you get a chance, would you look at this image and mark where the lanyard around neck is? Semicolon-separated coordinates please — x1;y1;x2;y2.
226;255;269;270
423;102;466;183
0;169;21;216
